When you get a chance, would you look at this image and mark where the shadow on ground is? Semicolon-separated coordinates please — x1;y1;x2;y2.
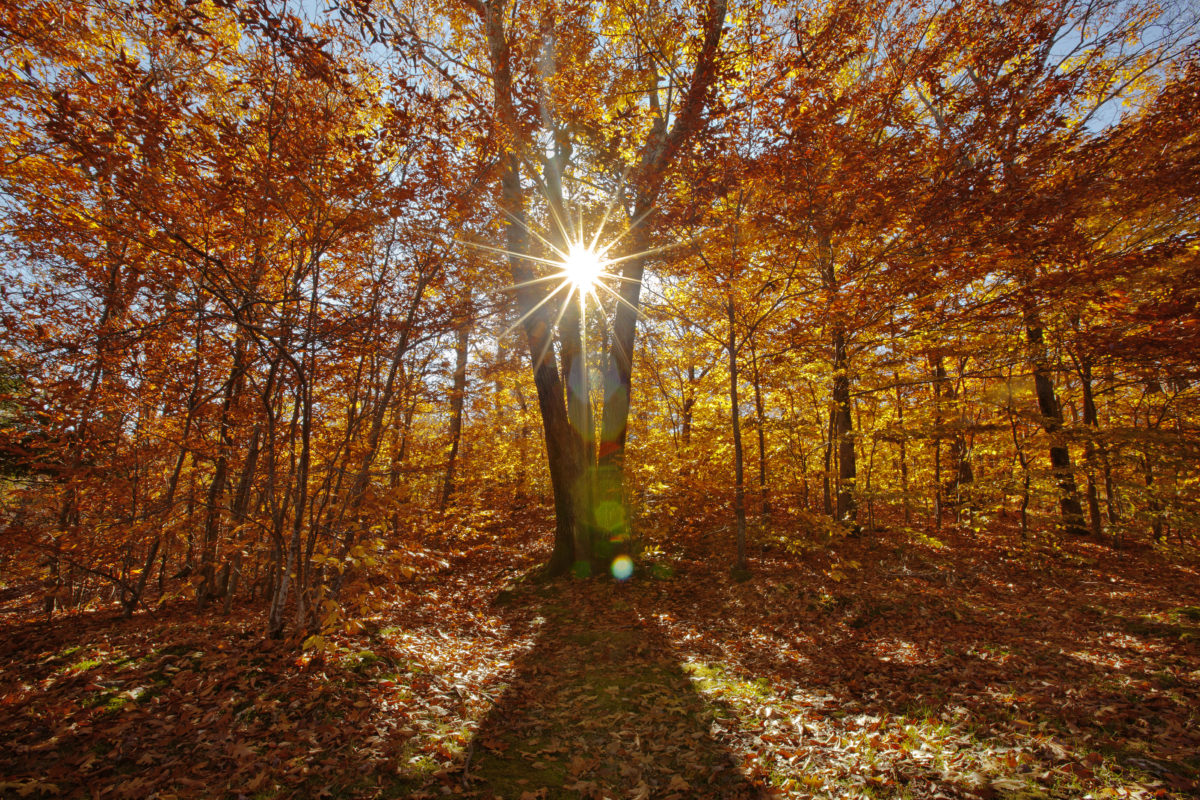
635;526;1200;797
458;585;761;799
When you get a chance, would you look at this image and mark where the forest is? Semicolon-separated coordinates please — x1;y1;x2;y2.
0;0;1198;797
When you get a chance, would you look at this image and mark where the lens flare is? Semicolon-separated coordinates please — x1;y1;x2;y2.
611;555;634;581
562;243;605;291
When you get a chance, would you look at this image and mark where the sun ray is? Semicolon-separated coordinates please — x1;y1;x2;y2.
605;274;646;285
497;207;570;260
596;203;659;258
594;280;646;319
534;289;575;374
536;190;577;258
513;159;574;256
464;240;573;269
499;280;571;342
478;168;680;384
504;273;571;291
588;167;631;253
601;236;698;266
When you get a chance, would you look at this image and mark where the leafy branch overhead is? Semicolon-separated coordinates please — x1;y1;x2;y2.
0;0;1198;798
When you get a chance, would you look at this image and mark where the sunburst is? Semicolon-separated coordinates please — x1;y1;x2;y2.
459;173;692;368
561;241;607;293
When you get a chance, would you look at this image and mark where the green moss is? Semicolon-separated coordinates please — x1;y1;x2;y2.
103;695;131;714
682;660;772;701
648;562;675;579
1173;605;1200;622
83;684;156;715
1126;614;1200;642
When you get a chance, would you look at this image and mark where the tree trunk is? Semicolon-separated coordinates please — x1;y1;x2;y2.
223;551;242;615
1008;394;1031;537
199;335;249;608
483;3;582;577
930;353;944;532
950;356;974;510
1023;310;1087;536
121;536;159;618
440;320;472;513
475;0;726;576
822;404;834;517
1076;358;1108;539
894;373;911;524
832;327;856;528
749;338;769;517
594;0;728;550
681;395;695;446
727;299;748;572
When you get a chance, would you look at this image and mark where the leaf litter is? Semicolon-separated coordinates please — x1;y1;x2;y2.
1;516;1198;799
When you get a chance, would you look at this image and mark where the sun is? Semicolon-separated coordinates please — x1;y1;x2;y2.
561;242;606;291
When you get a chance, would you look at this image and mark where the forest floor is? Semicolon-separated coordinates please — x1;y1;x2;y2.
2;514;1199;800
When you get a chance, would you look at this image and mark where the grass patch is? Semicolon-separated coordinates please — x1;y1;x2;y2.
683;660;772;701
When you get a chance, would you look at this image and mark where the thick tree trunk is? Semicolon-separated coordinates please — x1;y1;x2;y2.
531;346;585;575
483;3;583;576
596;211;650;524
1023;310;1087;536
503;158;581;575
594;0;728;548
476;0;725;576
559;285;600;570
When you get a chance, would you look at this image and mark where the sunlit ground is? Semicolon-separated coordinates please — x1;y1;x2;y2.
1;515;1198;799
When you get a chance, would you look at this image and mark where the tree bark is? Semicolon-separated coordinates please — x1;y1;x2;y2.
749;338;769;517
1023;309;1087;536
832;327;856;527
727;299;748;572
121;536;160;618
894;372;911;524
595;0;728;542
199;334;249;608
930;353;944;531
440;320;472;513
469;0;726;575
